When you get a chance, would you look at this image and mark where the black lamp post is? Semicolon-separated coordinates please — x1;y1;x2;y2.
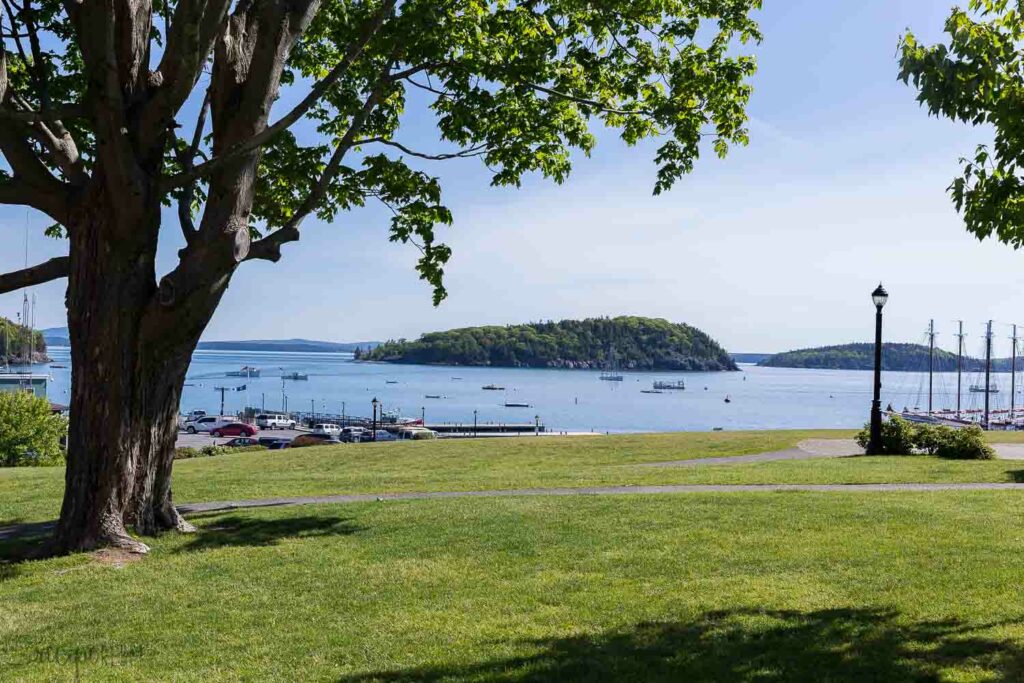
867;283;889;455
371;397;379;442
473;409;478;437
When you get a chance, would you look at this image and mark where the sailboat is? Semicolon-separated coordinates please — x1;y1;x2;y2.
599;343;623;381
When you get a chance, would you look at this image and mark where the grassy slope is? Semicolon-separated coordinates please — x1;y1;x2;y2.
4;493;1024;680
7;428;1024;524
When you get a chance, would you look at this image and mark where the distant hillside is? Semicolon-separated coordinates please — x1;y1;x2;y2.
363;317;738;371
760;343;1023;372
40;329;378;354
2;318;48;363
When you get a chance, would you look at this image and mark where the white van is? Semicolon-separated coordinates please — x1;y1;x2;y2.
256;414;296;430
312;423;342;437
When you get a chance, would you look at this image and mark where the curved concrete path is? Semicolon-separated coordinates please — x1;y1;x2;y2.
636;439;862;468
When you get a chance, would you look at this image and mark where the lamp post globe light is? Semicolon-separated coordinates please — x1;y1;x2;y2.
867;283;888;455
371;397;379;442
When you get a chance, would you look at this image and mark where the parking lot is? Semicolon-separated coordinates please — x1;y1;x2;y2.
175;428;308;449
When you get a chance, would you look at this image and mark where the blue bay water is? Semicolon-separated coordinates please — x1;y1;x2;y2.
36;347;1018;432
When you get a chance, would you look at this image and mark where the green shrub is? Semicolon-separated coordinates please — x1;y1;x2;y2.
0;391;67;467
174;447;200;460
856;417;995;459
913;424;957;455
933;425;995;460
855;415;917;455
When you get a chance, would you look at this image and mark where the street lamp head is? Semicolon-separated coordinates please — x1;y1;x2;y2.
871;283;888;309
371;397;378;407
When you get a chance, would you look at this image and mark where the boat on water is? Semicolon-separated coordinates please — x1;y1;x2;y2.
653;380;685;390
227;365;260;377
969;385;999;394
641;389;663;394
504;402;531;408
724;395;732;404
425;394;443;399
380;410;422;426
282;372;308;381
599;343;623;381
482;384;505;390
385;380;399;384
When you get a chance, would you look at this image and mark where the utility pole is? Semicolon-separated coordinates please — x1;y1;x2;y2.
214;386;229;415
955;320;965;419
927;319;935;416
985;320;993;429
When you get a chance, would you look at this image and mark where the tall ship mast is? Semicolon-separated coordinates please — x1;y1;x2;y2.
955;320;964;420
985;320;993;429
599;342;623;381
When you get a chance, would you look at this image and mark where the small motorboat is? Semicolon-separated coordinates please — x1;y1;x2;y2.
385;380;399;384
641;389;663;394
504;402;531;408
282;372;308;381
227;365;260;377
425;394;443;399
724;395;732;404
482;384;505;391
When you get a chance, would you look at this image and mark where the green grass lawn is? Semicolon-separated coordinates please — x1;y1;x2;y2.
4;492;1024;681
6;429;1024;524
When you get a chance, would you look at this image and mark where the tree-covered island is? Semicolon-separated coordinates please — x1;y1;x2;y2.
363;317;738;371
760;343;1020;372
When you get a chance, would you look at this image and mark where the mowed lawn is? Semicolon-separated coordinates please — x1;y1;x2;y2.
4;493;1024;681
5;429;1024;524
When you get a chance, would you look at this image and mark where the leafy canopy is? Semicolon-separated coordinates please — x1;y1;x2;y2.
1;0;761;303
900;0;1024;247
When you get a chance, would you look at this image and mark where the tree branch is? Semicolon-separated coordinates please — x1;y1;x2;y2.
0;256;68;295
358;137;487;160
164;0;397;190
246;74;391;263
0;104;86;122
524;81;655;116
174;89;210;242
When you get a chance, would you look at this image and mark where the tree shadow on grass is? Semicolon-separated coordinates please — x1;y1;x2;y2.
0;519;54;573
1006;469;1024;483
338;607;1024;682
177;513;364;553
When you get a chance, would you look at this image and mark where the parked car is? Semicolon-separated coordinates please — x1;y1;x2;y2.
256;413;296;430
289;433;342;448
211;422;259;438
223;437;260;448
370;430;397;442
398;427;438;441
340;426;370;443
258;436;291;449
184;416;230;434
312;423;342;437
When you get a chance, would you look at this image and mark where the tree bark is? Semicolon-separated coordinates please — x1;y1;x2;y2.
50;180;222;553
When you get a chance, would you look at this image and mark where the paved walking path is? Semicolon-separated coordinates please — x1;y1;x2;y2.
636;439;863;468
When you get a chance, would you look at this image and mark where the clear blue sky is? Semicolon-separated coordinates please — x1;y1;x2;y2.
0;1;1014;355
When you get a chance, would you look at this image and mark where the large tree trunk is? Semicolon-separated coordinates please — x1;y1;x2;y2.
50;182;221;554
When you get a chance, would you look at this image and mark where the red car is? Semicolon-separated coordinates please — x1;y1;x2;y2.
211;422;259;438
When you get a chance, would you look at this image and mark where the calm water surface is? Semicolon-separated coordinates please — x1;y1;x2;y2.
36;348;1019;432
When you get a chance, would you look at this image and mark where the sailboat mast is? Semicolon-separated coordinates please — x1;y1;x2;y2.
985;320;993;429
1013;324;1019;422
956;320;964;419
928;319;935;415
